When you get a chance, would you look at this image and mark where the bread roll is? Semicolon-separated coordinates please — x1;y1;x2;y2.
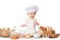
25;34;32;38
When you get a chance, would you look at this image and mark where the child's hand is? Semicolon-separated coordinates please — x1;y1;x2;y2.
21;24;26;27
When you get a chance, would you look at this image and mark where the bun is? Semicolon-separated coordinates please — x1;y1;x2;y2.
25;34;32;38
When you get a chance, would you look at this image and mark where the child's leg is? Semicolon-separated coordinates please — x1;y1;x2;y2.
33;32;41;38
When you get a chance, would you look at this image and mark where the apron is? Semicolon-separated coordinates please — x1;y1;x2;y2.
25;18;36;35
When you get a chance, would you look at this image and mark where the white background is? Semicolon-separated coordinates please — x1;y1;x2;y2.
0;0;60;40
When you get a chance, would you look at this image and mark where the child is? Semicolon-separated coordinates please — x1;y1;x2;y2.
21;5;39;37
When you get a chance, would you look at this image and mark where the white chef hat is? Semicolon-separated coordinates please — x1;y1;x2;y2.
26;5;39;13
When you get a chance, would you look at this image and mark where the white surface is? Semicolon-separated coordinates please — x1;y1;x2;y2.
0;0;60;40
0;37;60;40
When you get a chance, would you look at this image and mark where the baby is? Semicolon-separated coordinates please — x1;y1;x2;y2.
21;5;39;36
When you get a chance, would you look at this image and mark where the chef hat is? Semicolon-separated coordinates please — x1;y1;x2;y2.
26;5;39;13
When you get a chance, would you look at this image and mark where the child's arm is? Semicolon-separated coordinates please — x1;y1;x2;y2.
21;19;27;27
21;24;26;27
34;20;39;26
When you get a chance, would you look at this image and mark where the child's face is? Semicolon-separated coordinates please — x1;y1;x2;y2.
27;11;36;19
